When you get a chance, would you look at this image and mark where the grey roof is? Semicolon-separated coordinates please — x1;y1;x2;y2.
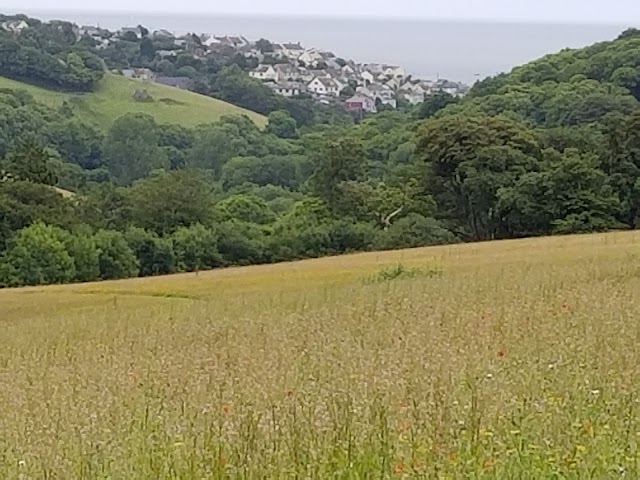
314;77;339;88
254;65;274;73
275;81;305;89
346;94;373;102
155;76;195;89
283;42;304;50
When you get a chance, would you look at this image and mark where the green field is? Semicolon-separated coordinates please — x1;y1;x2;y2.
1;232;639;477
0;74;266;128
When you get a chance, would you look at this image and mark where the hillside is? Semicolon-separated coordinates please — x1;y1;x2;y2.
2;231;640;476
443;29;640;126
0;74;267;128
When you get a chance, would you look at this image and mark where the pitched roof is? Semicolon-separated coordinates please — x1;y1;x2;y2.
313;77;339;88
272;81;305;90
283;42;304;50
254;65;274;73
346;94;373;103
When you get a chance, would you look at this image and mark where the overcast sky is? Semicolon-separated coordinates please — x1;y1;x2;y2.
4;0;640;24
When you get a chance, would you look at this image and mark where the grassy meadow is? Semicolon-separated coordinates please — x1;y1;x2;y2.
0;74;267;128
1;232;639;478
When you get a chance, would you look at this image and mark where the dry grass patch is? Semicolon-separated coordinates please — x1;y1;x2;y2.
1;232;639;477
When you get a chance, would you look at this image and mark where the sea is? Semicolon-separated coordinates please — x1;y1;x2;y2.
9;10;631;84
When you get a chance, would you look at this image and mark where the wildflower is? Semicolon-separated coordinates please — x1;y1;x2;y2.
483;458;496;469
582;420;592;432
128;372;137;384
173;441;184;447
562;302;571;311
218;455;226;466
398;421;411;433
286;390;293;397
481;311;493;320
18;460;25;467
393;463;405;474
412;460;425;470
486;373;494;380
448;451;457;462
576;445;586;453
590;389;601;397
497;349;506;357
221;403;232;414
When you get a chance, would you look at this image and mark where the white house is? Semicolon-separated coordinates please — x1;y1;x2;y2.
298;48;324;66
249;65;278;81
79;25;101;37
383;65;406;78
95;38;111;50
358;84;397;108
281;42;305;59
121;68;156;81
119;26;144;39
156;50;178;59
269;81;305;97
307;77;341;96
274;64;301;81
342;64;357;76
215;36;249;49
401;90;425;105
360;70;375;85
385;77;401;90
201;35;221;48
435;80;463;96
154;29;175;39
362;63;384;74
1;20;29;33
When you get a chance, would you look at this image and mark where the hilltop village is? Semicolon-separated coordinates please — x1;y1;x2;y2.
7;19;470;113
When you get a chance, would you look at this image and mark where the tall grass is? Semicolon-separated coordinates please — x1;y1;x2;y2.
0;232;639;477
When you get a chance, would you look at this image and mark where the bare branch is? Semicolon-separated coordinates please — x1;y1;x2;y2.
382;206;404;230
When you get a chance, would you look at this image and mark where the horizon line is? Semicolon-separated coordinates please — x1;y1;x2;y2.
3;8;632;28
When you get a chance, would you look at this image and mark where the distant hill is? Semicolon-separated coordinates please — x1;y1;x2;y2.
0;74;267;129
442;29;640;127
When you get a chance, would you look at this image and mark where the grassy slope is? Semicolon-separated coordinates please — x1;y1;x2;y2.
2;232;640;477
0;74;266;128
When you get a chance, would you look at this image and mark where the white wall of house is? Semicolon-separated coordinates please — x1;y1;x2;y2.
249;66;277;81
403;91;425;105
360;71;375;84
275;87;301;97
307;78;328;95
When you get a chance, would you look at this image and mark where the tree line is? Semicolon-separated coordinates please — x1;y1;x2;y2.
0;16;105;91
1;28;640;287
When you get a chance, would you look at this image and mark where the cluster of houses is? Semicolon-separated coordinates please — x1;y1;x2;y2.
1;19;29;33
99;26;468;112
248;59;465;113
1;16;468;114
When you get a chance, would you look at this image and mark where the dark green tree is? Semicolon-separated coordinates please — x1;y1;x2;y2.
266;110;298;139
127;170;214;234
309;138;367;213
0;222;75;286
2;137;57;185
171;224;222;271
124;227;176;276
103;114;169;185
417;114;541;240
93;230;139;280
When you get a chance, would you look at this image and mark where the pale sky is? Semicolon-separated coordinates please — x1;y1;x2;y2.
5;0;640;24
